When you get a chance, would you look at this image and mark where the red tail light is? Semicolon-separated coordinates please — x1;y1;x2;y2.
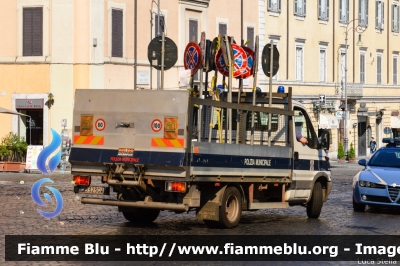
165;181;186;193
73;175;91;185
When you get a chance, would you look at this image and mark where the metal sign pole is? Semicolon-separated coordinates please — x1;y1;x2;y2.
225;36;233;144
250;36;259;145
198;67;203;141
161;32;165;90
267;40;274;146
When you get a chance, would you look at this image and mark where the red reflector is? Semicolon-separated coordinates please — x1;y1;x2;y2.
73;175;91;185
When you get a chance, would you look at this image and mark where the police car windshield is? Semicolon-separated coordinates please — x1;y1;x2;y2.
369;149;400;168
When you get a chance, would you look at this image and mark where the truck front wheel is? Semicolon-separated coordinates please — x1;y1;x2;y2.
122;208;160;224
307;182;323;219
218;186;242;229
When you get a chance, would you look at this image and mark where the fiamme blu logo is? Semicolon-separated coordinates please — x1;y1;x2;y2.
31;128;64;219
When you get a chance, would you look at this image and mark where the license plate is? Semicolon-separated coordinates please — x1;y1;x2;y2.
81;186;105;194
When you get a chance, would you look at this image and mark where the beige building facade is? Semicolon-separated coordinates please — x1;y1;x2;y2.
0;0;258;146
260;0;400;158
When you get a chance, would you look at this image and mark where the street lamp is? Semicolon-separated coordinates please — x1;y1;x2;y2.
343;19;366;161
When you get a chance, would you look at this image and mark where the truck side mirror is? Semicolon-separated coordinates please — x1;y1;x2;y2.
319;130;330;150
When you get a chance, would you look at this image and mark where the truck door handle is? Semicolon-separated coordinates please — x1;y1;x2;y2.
115;123;130;129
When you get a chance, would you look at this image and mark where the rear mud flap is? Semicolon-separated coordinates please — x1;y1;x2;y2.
196;201;220;221
196;186;227;222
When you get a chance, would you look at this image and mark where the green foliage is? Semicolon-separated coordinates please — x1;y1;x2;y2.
338;142;345;159
349;142;356;159
0;132;28;162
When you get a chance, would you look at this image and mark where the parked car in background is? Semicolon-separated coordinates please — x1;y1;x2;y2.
352;138;400;212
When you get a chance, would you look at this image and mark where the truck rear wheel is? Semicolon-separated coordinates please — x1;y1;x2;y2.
307;182;323;219
218;186;242;229
122;208;160;224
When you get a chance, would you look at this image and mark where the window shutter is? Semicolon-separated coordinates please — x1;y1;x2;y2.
32;8;43;56
366;0;369;26
268;0;272;10
219;23;227;36
394;57;398;85
393;5;395;32
318;0;322;18
376;1;379;29
326;0;329;19
346;0;349;22
377;55;382;84
278;0;281;12
382;2;384;29
247;27;254;50
339;0;343;22
360;54;365;84
23;7;43;56
23;9;32;56
303;0;306;15
112;9;123;58
294;0;298;15
359;0;362;24
397;6;400;32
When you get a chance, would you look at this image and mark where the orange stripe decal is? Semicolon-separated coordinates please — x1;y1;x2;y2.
74;135;104;145
151;138;184;148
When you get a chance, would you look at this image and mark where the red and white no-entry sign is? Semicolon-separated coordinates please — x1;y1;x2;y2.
151;119;162;132
95;118;106;131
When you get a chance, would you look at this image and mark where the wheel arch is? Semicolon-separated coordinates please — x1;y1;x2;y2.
308;172;331;203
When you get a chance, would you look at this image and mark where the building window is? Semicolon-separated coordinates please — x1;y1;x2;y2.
376;1;384;30
377;53;382;84
359;0;369;26
247;27;254;50
360;52;366;84
23;7;43;56
155;14;165;36
394;56;398;85
296;46;304;81
112;9;123;58
318;0;329;20
219;23;227;35
339;0;349;23
340;51;345;88
268;0;281;12
319;49;326;82
392;4;400;33
294;0;306;16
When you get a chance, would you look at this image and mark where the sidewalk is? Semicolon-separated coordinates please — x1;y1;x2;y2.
330;156;367;168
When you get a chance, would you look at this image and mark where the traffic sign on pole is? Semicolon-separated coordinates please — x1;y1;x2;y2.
236;46;254;79
215;43;248;78
147;36;177;71
261;44;279;77
184;42;202;75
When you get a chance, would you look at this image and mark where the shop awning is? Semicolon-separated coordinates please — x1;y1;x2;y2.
319;113;339;129
391;116;400;128
0;107;30;116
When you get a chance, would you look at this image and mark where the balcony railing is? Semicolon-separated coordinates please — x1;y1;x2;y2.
313;100;336;113
337;83;363;99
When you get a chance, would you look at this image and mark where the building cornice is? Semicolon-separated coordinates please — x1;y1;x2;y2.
179;0;210;8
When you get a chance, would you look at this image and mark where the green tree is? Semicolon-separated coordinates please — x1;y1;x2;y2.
349;142;356;159
338;142;345;159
